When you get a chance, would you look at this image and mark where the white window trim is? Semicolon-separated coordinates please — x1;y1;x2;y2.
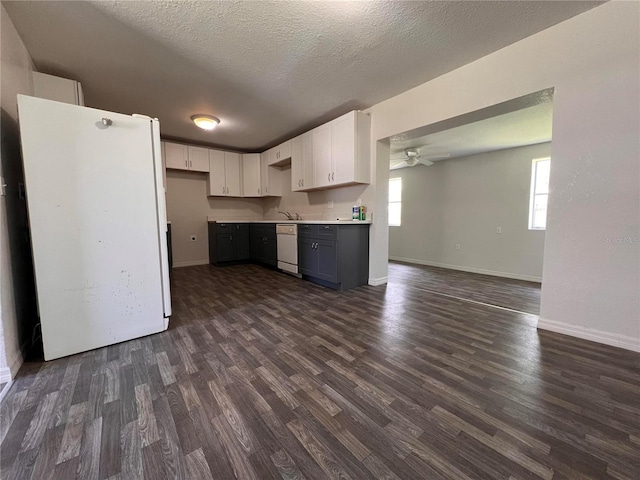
389;177;402;227
528;157;550;230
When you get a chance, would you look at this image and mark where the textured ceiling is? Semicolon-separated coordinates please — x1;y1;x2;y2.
390;102;553;168
3;1;600;151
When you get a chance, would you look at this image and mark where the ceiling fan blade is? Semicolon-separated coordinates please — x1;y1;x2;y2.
390;160;409;170
417;159;434;167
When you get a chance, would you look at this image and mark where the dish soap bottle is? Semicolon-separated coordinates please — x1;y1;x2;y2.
352;205;361;221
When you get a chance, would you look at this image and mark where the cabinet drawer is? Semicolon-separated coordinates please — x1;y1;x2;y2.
297;224;318;237
216;223;235;234
317;224;337;239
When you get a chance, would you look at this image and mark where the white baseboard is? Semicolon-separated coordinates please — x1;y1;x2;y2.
537;318;640;353
0;367;12;384
368;276;388;286
172;260;210;268
389;256;542;283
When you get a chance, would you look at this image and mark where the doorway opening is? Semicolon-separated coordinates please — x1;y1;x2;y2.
386;88;554;315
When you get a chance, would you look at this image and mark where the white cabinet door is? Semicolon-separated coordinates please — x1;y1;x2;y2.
301;131;313;190
208;149;226;196
291;136;303;191
313;124;332;188
165;142;189;170
261;157;282;197
331;112;355;185
242;153;261;197
188;146;210;172
270;140;292;165
260;152;270;196
292;132;313;191
224;152;242;197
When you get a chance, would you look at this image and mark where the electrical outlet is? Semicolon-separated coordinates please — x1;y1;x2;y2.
190;235;197;242
356;198;362;206
455;244;461;250
328;200;334;209
496;227;502;234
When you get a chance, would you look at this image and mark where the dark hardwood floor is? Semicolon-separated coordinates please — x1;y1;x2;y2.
1;262;639;479
389;261;541;315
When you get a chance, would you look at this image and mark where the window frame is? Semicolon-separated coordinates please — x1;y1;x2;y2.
528;157;551;230
388;177;402;227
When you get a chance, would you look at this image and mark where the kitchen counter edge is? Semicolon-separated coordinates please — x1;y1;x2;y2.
207;218;372;225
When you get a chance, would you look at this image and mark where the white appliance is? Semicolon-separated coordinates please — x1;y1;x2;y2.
18;95;171;361
276;224;299;274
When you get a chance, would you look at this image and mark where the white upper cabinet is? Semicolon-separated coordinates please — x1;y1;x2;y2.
312;123;333;188
261;153;282;197
224;152;242;197
268;140;292;166
291;132;313;192
207;149;226;196
207;150;241;196
164;142;189;170
242;154;262;197
310;111;370;190
187;146;210;172
32;72;84;106
165;143;210;172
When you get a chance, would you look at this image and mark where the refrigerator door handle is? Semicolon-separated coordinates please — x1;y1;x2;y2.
150;119;172;323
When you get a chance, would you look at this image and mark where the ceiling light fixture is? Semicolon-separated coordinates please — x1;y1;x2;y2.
191;114;220;131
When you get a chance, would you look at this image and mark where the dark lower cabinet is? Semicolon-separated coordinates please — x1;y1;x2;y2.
209;221;369;291
250;224;277;266
208;222;251;265
298;224;369;290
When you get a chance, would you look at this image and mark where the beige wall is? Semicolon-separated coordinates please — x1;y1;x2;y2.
263;166;370;222
165;170;263;266
366;2;639;351
389;143;550;282
0;5;36;379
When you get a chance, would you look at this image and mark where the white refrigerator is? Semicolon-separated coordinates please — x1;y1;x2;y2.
18;95;172;361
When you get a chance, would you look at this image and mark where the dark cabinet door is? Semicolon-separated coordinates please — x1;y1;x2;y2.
298;237;317;276
316;239;338;283
250;224;264;262
236;224;251;260
217;234;235;262
263;225;277;266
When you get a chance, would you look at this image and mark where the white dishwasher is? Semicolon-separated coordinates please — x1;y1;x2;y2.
276;224;299;275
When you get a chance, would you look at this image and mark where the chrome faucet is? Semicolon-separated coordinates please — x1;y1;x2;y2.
294;213;301;220
278;211;293;220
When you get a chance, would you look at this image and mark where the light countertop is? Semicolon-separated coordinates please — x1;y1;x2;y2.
207;217;372;225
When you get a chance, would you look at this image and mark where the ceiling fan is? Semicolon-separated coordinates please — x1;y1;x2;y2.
390;147;450;170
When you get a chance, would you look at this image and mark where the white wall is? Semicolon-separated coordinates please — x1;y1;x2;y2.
165;170;263;266
263;166;370;222
389;143;550;282
0;5;36;380
366;2;639;351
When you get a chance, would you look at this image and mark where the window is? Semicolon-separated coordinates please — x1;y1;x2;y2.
389;177;402;226
529;157;551;230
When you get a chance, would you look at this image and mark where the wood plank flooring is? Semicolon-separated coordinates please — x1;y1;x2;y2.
389;261;541;315
1;262;639;479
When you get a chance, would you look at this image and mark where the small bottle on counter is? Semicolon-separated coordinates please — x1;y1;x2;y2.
352;205;361;220
360;206;366;221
